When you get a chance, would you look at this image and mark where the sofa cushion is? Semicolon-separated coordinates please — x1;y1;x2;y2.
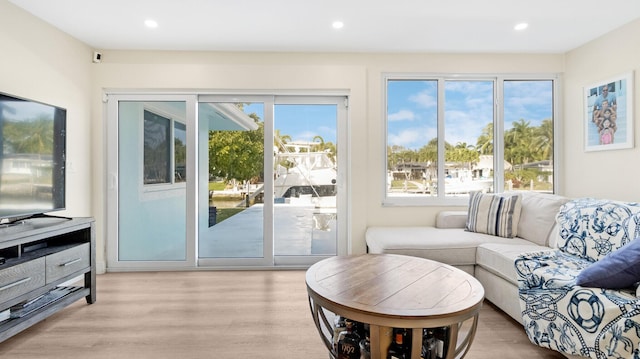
515;191;569;246
466;191;522;238
436;211;467;229
365;227;522;266
576;239;640;289
476;242;552;285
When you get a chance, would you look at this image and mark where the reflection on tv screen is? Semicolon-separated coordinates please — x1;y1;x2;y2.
0;93;66;220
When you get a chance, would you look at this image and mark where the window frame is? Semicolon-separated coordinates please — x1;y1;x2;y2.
143;109;172;185
140;105;187;194
382;73;561;207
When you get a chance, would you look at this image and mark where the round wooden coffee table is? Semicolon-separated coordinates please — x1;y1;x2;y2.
306;254;484;359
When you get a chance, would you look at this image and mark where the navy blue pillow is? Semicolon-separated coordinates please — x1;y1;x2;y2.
576;239;640;289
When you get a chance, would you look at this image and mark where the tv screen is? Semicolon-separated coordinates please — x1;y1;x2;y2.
0;93;66;222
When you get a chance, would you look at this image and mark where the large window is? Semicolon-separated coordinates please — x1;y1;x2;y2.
385;75;557;205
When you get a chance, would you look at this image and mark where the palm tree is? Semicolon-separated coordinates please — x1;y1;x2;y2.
533;119;553;161
312;135;325;147
448;142;479;170
5;116;54;156
417;138;438;163
274;129;291;152
476;123;493;155
505;119;535;166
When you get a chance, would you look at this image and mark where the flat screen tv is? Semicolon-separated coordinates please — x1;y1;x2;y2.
0;92;66;223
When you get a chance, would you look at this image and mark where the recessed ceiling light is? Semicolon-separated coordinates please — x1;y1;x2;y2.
145;19;158;28
514;22;528;31
332;21;344;29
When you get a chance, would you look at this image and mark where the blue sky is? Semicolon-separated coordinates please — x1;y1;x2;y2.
240;81;553;150
387;80;553;150
0;98;57;122
275;104;337;144
244;103;338;144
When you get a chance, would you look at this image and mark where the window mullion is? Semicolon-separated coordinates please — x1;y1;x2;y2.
170;119;176;185
495;79;505;193
437;78;446;198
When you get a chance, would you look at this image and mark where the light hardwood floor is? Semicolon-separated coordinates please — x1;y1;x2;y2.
0;271;565;358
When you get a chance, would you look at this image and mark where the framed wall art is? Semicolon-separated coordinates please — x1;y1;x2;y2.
584;71;634;152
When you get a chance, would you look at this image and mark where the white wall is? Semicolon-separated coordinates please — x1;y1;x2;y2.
0;4;93;218
563;19;640;201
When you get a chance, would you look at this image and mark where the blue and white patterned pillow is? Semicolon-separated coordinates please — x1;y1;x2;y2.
466;192;522;238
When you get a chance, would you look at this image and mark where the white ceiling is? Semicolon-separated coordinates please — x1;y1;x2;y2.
8;0;640;53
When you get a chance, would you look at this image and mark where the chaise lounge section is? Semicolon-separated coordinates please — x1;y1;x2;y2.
516;198;640;358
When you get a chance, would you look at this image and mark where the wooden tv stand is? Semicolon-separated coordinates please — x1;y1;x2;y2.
0;216;95;342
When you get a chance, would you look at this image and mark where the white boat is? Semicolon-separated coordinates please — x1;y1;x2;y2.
273;141;337;206
443;177;493;194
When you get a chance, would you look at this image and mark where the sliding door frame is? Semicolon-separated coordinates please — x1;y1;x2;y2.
105;90;349;271
106;93;198;271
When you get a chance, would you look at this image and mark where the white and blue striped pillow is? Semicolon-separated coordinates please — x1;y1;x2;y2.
466;192;522;238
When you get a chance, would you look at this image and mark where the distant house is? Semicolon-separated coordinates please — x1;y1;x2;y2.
471;155;512;179
520;160;554;183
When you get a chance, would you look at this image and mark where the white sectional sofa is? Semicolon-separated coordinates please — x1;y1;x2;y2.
366;192;640;359
366;191;569;324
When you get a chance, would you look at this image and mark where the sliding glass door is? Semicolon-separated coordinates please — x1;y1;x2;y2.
107;93;347;270
107;95;197;270
273;98;342;265
197;97;272;266
197;95;346;267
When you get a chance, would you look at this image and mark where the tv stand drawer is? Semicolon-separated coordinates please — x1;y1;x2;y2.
0;258;46;303
45;243;90;284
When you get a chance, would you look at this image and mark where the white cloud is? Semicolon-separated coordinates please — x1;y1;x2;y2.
409;90;437;108
388;109;416;122
317;125;337;138
504;81;553;125
388;130;421;148
388;127;437;149
287;125;337;143
292;130;318;142
445;110;487;146
446;81;493;94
